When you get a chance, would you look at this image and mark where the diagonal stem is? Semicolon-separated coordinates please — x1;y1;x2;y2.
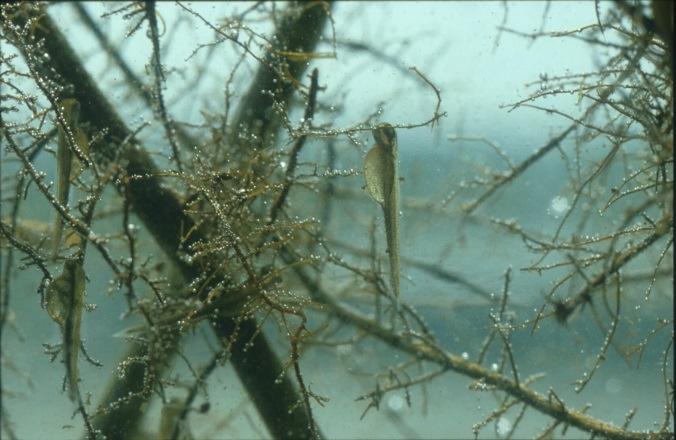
2;3;329;439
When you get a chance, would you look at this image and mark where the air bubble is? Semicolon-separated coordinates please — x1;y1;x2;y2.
496;417;512;437
387;395;405;412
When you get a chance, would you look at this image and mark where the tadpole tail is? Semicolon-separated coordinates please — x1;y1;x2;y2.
64;260;85;403
52;213;65;259
52;127;72;258
64;316;81;402
383;192;400;310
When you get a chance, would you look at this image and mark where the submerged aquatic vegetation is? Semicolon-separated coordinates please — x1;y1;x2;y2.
0;2;672;440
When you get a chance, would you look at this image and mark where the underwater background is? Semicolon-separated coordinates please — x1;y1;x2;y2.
1;2;672;439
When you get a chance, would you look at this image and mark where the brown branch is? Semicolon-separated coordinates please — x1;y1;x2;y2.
2;129;121;277
2;4;326;439
463;38;650;214
287;255;672;440
268;68;320;225
144;1;183;172
554;215;671;322
328;239;495;303
72;3;199;152
228;1;332;150
409;66;444;128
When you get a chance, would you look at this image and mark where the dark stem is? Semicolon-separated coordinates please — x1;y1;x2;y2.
2;3;328;439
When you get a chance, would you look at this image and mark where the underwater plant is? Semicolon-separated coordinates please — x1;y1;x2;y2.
0;2;672;439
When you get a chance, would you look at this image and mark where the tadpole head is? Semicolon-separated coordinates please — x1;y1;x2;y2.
59;98;81;123
372;123;396;148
